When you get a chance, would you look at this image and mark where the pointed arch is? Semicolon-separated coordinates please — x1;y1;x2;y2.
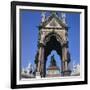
44;31;64;46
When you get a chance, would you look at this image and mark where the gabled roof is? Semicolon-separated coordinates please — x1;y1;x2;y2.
40;13;67;28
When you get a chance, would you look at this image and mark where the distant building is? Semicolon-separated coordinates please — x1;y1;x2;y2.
46;55;60;77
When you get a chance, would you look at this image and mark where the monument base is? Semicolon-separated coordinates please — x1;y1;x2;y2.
61;70;71;76
36;72;41;79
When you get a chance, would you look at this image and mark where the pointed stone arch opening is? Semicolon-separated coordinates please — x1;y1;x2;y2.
43;33;62;77
44;31;64;46
35;31;71;77
46;50;61;77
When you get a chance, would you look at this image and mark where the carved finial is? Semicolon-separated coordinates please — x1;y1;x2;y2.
51;11;58;16
61;12;66;24
41;11;46;22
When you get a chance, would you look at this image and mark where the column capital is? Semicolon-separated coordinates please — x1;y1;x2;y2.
62;41;68;48
38;43;45;48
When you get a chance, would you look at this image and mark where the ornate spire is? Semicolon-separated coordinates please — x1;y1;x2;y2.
61;12;66;24
51;11;58;16
41;11;46;22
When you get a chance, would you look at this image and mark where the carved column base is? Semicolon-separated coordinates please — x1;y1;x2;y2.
61;70;71;76
36;72;41;79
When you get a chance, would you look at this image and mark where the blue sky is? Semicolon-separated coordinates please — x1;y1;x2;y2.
20;10;80;70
